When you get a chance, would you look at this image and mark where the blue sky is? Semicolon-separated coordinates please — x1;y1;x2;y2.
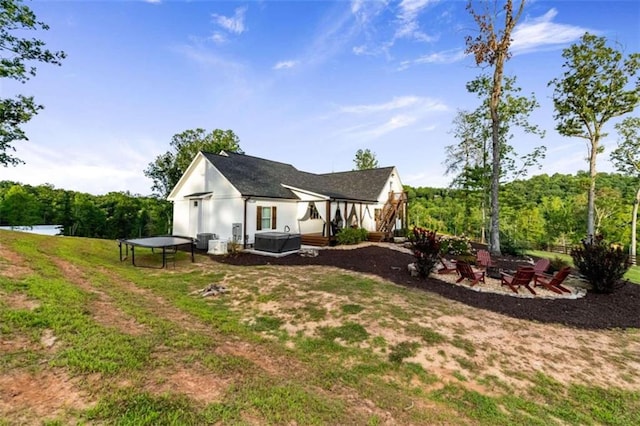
2;0;639;196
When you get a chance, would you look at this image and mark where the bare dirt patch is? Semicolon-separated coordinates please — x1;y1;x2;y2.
0;369;92;423
2;292;40;311
147;366;229;403
53;259;148;336
0;243;32;279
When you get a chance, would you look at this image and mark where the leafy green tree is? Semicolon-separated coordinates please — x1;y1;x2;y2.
465;0;526;255
353;148;379;170
0;0;65;166
540;196;579;246
0;184;39;225
446;75;545;245
70;193;104;237
611;116;640;258
445;109;490;241
549;33;639;239
145;128;242;198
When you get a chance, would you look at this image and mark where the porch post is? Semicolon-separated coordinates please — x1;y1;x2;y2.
325;200;331;237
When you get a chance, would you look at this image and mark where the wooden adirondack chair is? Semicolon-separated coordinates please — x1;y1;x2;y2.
534;266;572;294
500;266;536;294
476;249;494;269
437;256;457;274
533;258;550;276
455;261;485;286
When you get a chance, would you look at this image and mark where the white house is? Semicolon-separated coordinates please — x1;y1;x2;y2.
167;151;407;247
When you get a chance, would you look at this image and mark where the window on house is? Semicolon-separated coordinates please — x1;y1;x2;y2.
374;208;381;221
256;206;277;230
309;203;320;220
193;200;198;207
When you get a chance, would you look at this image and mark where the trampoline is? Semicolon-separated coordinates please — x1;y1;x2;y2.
118;236;195;268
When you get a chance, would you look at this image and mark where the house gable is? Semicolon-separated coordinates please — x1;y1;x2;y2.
168;152;243;201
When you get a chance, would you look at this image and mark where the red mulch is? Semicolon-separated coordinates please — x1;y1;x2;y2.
212;246;640;330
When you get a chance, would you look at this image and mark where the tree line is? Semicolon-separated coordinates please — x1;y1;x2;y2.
0;181;171;239
406;171;638;253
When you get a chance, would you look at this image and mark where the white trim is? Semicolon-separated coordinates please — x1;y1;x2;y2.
281;184;329;200
167;152;206;201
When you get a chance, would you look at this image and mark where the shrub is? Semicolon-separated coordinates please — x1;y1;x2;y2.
336;227;368;245
440;235;472;256
549;256;570;273
570;235;631;294
499;232;527;256
409;227;441;277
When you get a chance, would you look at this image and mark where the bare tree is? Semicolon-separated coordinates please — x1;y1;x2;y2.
464;0;526;255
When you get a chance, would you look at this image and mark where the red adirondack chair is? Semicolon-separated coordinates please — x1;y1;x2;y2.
455;261;485;286
534;266;572;294
500;266;536;294
437;256;457;274
476;249;494;269
533;258;550;276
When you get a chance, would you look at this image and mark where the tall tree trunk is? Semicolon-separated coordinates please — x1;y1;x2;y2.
481;198;486;244
587;137;598;238
632;187;639;259
489;54;504;255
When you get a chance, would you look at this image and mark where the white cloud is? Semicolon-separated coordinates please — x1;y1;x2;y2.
397;48;466;70
395;0;436;42
511;8;590;54
363;114;418;138
333;95;448;140
143;0;161;4
339;96;423;114
351;0;388;25
212;6;248;35
2;139;157;195
404;170;452;188
173;43;244;72
209;32;227;45
349;0;436;58
273;60;299;70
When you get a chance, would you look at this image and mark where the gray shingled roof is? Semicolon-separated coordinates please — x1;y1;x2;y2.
201;151;393;202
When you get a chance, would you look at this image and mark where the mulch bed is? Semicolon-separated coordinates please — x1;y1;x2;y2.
212;246;640;330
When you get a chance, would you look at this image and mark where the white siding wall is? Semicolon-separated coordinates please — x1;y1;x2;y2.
375;166;404;203
198;161;244;241
171;156;244;240
172;199;190;236
246;199;300;245
179;157;207;197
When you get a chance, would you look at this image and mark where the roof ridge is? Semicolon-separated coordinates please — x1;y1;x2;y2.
201;150;298;170
319;166;394;177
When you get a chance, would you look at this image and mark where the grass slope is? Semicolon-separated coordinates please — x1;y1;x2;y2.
1;231;639;425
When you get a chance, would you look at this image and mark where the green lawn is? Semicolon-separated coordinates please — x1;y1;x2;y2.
1;231;639;425
526;249;640;284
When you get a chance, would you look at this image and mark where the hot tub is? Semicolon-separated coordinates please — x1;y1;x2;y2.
254;232;301;253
